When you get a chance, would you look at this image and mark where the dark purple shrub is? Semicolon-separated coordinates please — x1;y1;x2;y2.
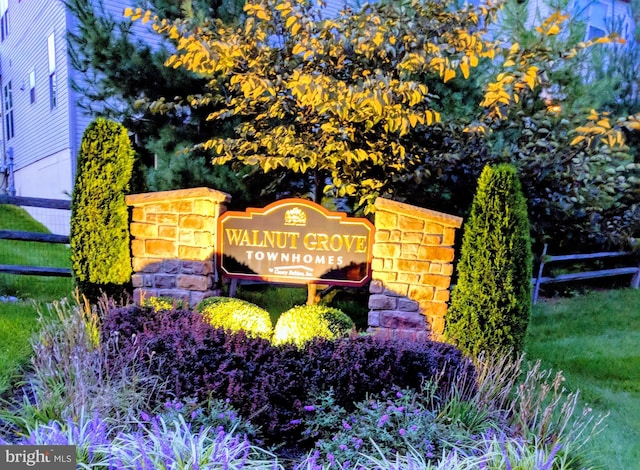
101;304;156;340
101;306;309;438
394;336;476;394
102;305;227;398
101;305;474;447
201;329;310;437
303;335;475;409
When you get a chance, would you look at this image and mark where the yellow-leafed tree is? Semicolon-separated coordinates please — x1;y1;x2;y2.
126;0;639;247
128;0;501;212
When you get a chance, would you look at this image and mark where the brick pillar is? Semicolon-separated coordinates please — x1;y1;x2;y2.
126;187;231;308
368;198;462;341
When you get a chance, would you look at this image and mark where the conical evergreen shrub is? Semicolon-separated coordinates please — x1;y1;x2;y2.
70;118;134;301
444;164;532;357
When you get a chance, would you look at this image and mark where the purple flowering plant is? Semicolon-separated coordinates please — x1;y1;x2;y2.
156;396;261;443
299;386;445;465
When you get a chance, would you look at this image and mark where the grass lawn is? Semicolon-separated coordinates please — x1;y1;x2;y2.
0;204;73;394
526;288;640;470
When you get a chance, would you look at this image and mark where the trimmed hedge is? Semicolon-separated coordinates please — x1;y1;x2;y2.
196;297;273;339
272;304;354;347
102;305;474;446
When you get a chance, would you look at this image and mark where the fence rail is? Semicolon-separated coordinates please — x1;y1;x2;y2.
0;230;69;244
532;244;640;303
0;196;72;277
0;195;71;210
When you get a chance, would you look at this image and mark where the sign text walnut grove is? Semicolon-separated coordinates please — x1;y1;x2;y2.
217;199;374;286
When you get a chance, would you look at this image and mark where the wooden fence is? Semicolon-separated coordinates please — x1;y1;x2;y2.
0;195;72;277
2;197;639;297
532;244;640;303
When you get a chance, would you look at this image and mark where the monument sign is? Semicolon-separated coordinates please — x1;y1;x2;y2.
218;199;374;286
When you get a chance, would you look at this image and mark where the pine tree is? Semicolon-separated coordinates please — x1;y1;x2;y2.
70;118;134;301
65;0;253;200
444;164;533;357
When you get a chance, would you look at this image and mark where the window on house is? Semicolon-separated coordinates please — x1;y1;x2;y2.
587;1;608;39
576;0;610;40
29;69;36;104
4;81;14;140
0;0;8;41
48;33;57;109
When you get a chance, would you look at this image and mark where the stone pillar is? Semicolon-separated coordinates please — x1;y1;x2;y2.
126;187;231;308
368;198;463;341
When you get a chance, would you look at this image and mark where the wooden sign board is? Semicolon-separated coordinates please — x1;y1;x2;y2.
218;199;374;286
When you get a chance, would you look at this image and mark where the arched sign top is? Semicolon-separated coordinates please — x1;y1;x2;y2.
217;199;375;286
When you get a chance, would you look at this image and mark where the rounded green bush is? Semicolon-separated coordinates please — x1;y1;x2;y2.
272;304;354;347
196;297;272;339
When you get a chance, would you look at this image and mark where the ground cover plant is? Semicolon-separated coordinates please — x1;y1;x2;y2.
0;296;609;469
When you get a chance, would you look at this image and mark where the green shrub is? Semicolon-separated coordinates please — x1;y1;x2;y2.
142;296;186;311
444;164;533;357
196;297;272;339
272;304;354;347
70;118;134;301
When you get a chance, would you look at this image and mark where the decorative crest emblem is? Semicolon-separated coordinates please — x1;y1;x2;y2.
284;207;307;226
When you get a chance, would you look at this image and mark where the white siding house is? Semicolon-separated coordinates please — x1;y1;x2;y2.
526;0;635;41
0;0;154;234
0;0;75;233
